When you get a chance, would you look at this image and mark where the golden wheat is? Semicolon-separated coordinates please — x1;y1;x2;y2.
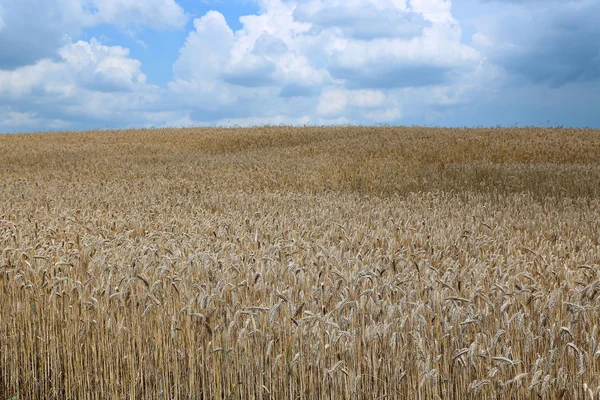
1;126;600;399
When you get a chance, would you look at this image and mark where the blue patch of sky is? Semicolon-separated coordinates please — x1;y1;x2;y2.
81;0;260;86
450;0;489;45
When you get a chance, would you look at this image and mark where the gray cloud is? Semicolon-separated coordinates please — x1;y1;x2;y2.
293;4;429;40
4;0;600;132
479;0;576;2
279;83;321;98
221;57;277;87
0;0;186;71
252;32;288;57
435;80;600;128
0;0;83;69
0;37;163;133
484;2;600;87
330;63;450;89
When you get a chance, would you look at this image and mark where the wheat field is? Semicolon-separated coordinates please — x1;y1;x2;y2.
1;126;600;399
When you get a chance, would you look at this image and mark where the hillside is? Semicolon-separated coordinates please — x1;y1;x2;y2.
1;126;600;399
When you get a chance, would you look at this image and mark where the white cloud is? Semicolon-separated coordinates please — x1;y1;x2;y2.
320;0;479;89
317;89;391;117
0;0;88;69
364;107;402;122
0;109;38;128
6;0;595;132
0;38;168;131
293;0;428;40
0;107;72;133
410;0;454;24
215;114;313;127
0;39;150;96
90;0;187;29
0;0;185;70
0;0;495;131
471;0;600;87
315;88;402;123
169;6;329;122
169;12;239;115
61;39;148;92
173;12;233;81
472;33;492;49
165;0;484;126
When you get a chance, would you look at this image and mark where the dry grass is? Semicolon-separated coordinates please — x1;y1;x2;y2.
1;126;600;399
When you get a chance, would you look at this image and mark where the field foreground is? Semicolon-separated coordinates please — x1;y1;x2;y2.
1;126;600;399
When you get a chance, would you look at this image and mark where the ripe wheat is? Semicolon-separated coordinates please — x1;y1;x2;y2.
1;126;600;399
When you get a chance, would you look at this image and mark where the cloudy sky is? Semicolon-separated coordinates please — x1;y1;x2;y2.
0;0;599;133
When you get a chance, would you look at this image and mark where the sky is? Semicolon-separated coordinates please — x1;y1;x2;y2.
0;0;599;133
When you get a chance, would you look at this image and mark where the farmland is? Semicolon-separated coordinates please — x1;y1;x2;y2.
1;126;600;399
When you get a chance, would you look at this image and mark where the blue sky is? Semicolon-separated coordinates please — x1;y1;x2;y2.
0;0;599;133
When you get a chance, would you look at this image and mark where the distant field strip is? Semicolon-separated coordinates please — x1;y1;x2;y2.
1;126;600;399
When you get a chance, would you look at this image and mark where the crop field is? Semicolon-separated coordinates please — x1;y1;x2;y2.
1;126;600;399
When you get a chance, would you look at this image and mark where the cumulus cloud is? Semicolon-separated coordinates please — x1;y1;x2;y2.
316;89;401;122
0;39;150;97
0;0;492;130
475;0;600;87
253;32;288;56
292;0;480;89
0;38;166;132
168;4;329;123
0;0;87;69
90;0;187;29
293;2;429;40
172;12;234;83
61;39;149;92
166;0;484;126
435;80;600;128
3;0;597;132
169;11;242;119
478;0;574;2
0;0;186;70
